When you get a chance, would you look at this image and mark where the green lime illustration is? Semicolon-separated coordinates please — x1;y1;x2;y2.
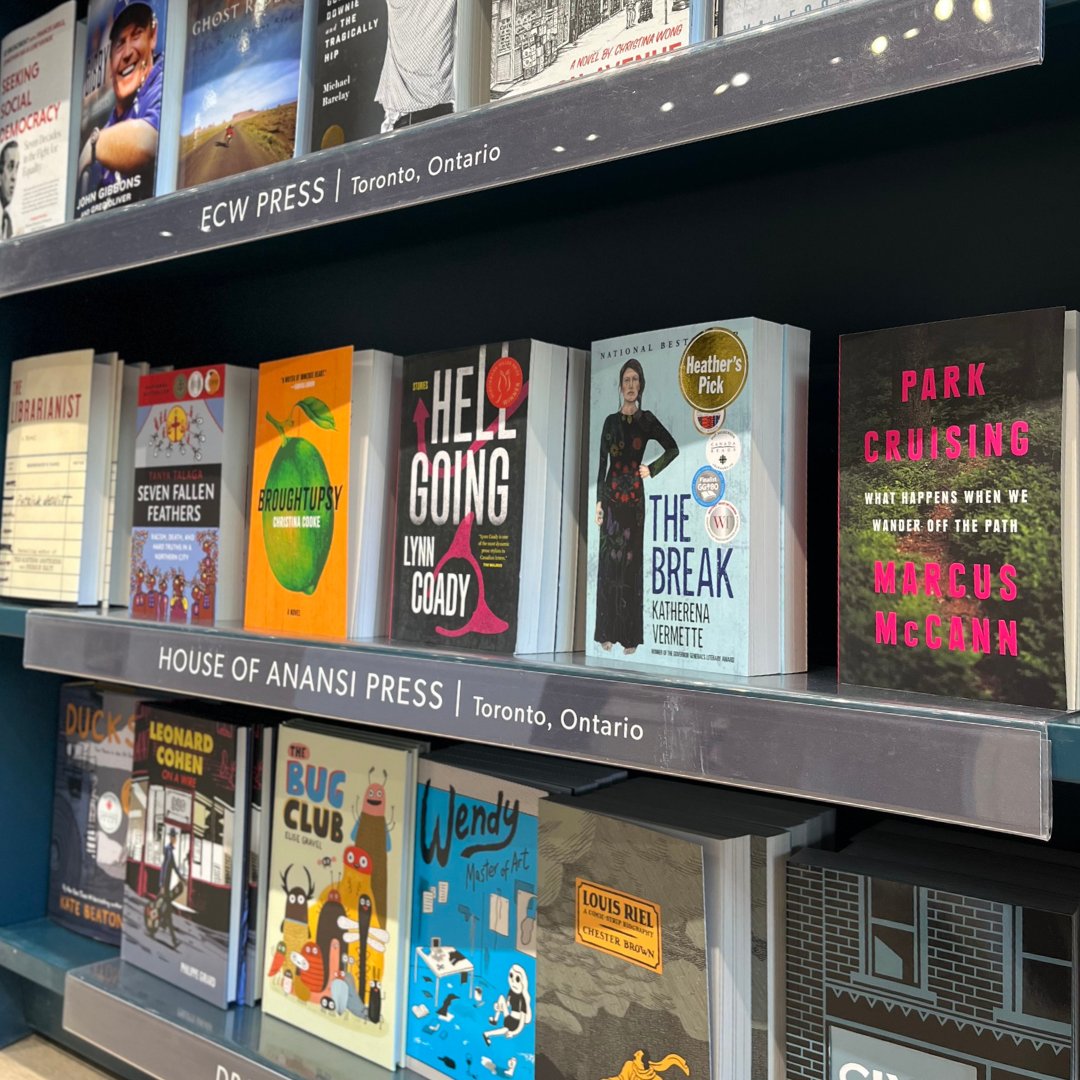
261;398;336;595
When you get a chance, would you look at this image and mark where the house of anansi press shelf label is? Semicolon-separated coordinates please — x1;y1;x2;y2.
839;308;1068;708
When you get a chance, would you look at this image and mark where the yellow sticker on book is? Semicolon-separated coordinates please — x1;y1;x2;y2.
574;878;663;973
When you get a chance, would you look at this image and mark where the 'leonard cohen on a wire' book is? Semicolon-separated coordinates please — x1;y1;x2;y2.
129;364;255;626
48;682;141;946
586;319;809;676
176;0;304;190
0;2;79;236
391;341;584;655
121;702;249;1008
838;307;1080;709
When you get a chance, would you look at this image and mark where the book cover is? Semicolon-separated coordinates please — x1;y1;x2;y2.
122;704;246;1008
48;683;138;945
787;849;1076;1080
406;761;545;1080
176;0;304;189
585;321;759;674
838;308;1069;708
74;0;169;218
262;725;414;1069
244;347;353;638
130;365;231;626
391;343;531;653
536;799;709;1080
0;2;77;236
0;350;95;603
491;0;696;99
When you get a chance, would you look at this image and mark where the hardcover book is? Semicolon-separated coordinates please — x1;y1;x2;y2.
176;0;304;189
585;319;809;675
121;702;249;1008
129;364;255;625
48;682;139;945
406;760;547;1080
74;0;172;218
0;2;78;236
262;722;420;1068
838;307;1080;708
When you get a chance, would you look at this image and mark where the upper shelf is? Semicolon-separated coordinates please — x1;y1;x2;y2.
23;608;1053;838
0;0;1042;299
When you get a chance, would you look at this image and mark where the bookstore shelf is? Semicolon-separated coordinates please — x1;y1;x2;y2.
23;608;1053;837
0;0;1042;299
0;919;114;997
63;958;422;1080
0;603;30;638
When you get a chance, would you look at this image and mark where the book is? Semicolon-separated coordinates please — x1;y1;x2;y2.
405;759;550;1080
0;2;79;236
303;0;488;148
73;0;174;218
108;361;149;607
490;0;710;99
244;347;400;640
243;723;275;1006
715;0;850;35
48;682;140;945
121;701;250;1008
129;364;256;625
838;307;1080;708
585;319;810;675
261;721;422;1068
0;349;120;604
176;0;305;190
390;341;585;655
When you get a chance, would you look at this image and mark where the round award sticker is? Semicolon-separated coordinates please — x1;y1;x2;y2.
171;372;188;399
678;328;748;411
692;407;725;435
706;429;742;471
187;370;205;398
97;792;123;835
704;501;741;544
205;368;221;395
691;465;725;507
486;355;524;410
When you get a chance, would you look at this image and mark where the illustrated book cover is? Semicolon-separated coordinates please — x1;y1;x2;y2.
838;307;1079;708
48;682;140;945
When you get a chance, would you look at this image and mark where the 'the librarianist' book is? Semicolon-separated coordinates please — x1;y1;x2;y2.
262;721;422;1068
391;341;585;655
586;319;809;675
121;701;249;1008
838;307;1080;709
48;682;140;945
129;364;255;625
0;2;79;236
176;0;305;189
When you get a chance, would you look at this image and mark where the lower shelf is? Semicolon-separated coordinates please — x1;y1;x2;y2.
0;918;114;996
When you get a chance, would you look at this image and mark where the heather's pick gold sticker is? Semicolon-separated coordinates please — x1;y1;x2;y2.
678;328;748;411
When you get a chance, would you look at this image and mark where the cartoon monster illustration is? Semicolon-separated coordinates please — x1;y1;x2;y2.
603;1053;690;1080
339;844;372;914
315;897;349;992
351;769;394;925
278;865;315;973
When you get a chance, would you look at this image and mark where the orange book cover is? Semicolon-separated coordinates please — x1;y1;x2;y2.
244;347;353;637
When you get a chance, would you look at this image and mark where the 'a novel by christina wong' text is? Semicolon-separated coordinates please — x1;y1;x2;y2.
838;307;1074;709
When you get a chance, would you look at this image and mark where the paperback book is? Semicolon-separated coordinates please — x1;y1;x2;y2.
838;307;1079;708
121;702;249;1008
586;319;809;675
130;364;255;625
0;1;79;236
48;682;140;945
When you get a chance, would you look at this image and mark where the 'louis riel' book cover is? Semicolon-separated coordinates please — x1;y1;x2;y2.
535;799;710;1080
121;703;249;1008
48;682;139;945
838;307;1079;709
406;761;546;1080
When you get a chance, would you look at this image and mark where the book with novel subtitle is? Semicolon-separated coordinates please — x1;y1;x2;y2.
406;760;546;1080
121;702;249;1008
0;2;79;237
262;722;420;1069
130;364;255;626
48;683;140;945
586;319;809;675
176;0;304;190
838;307;1079;708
